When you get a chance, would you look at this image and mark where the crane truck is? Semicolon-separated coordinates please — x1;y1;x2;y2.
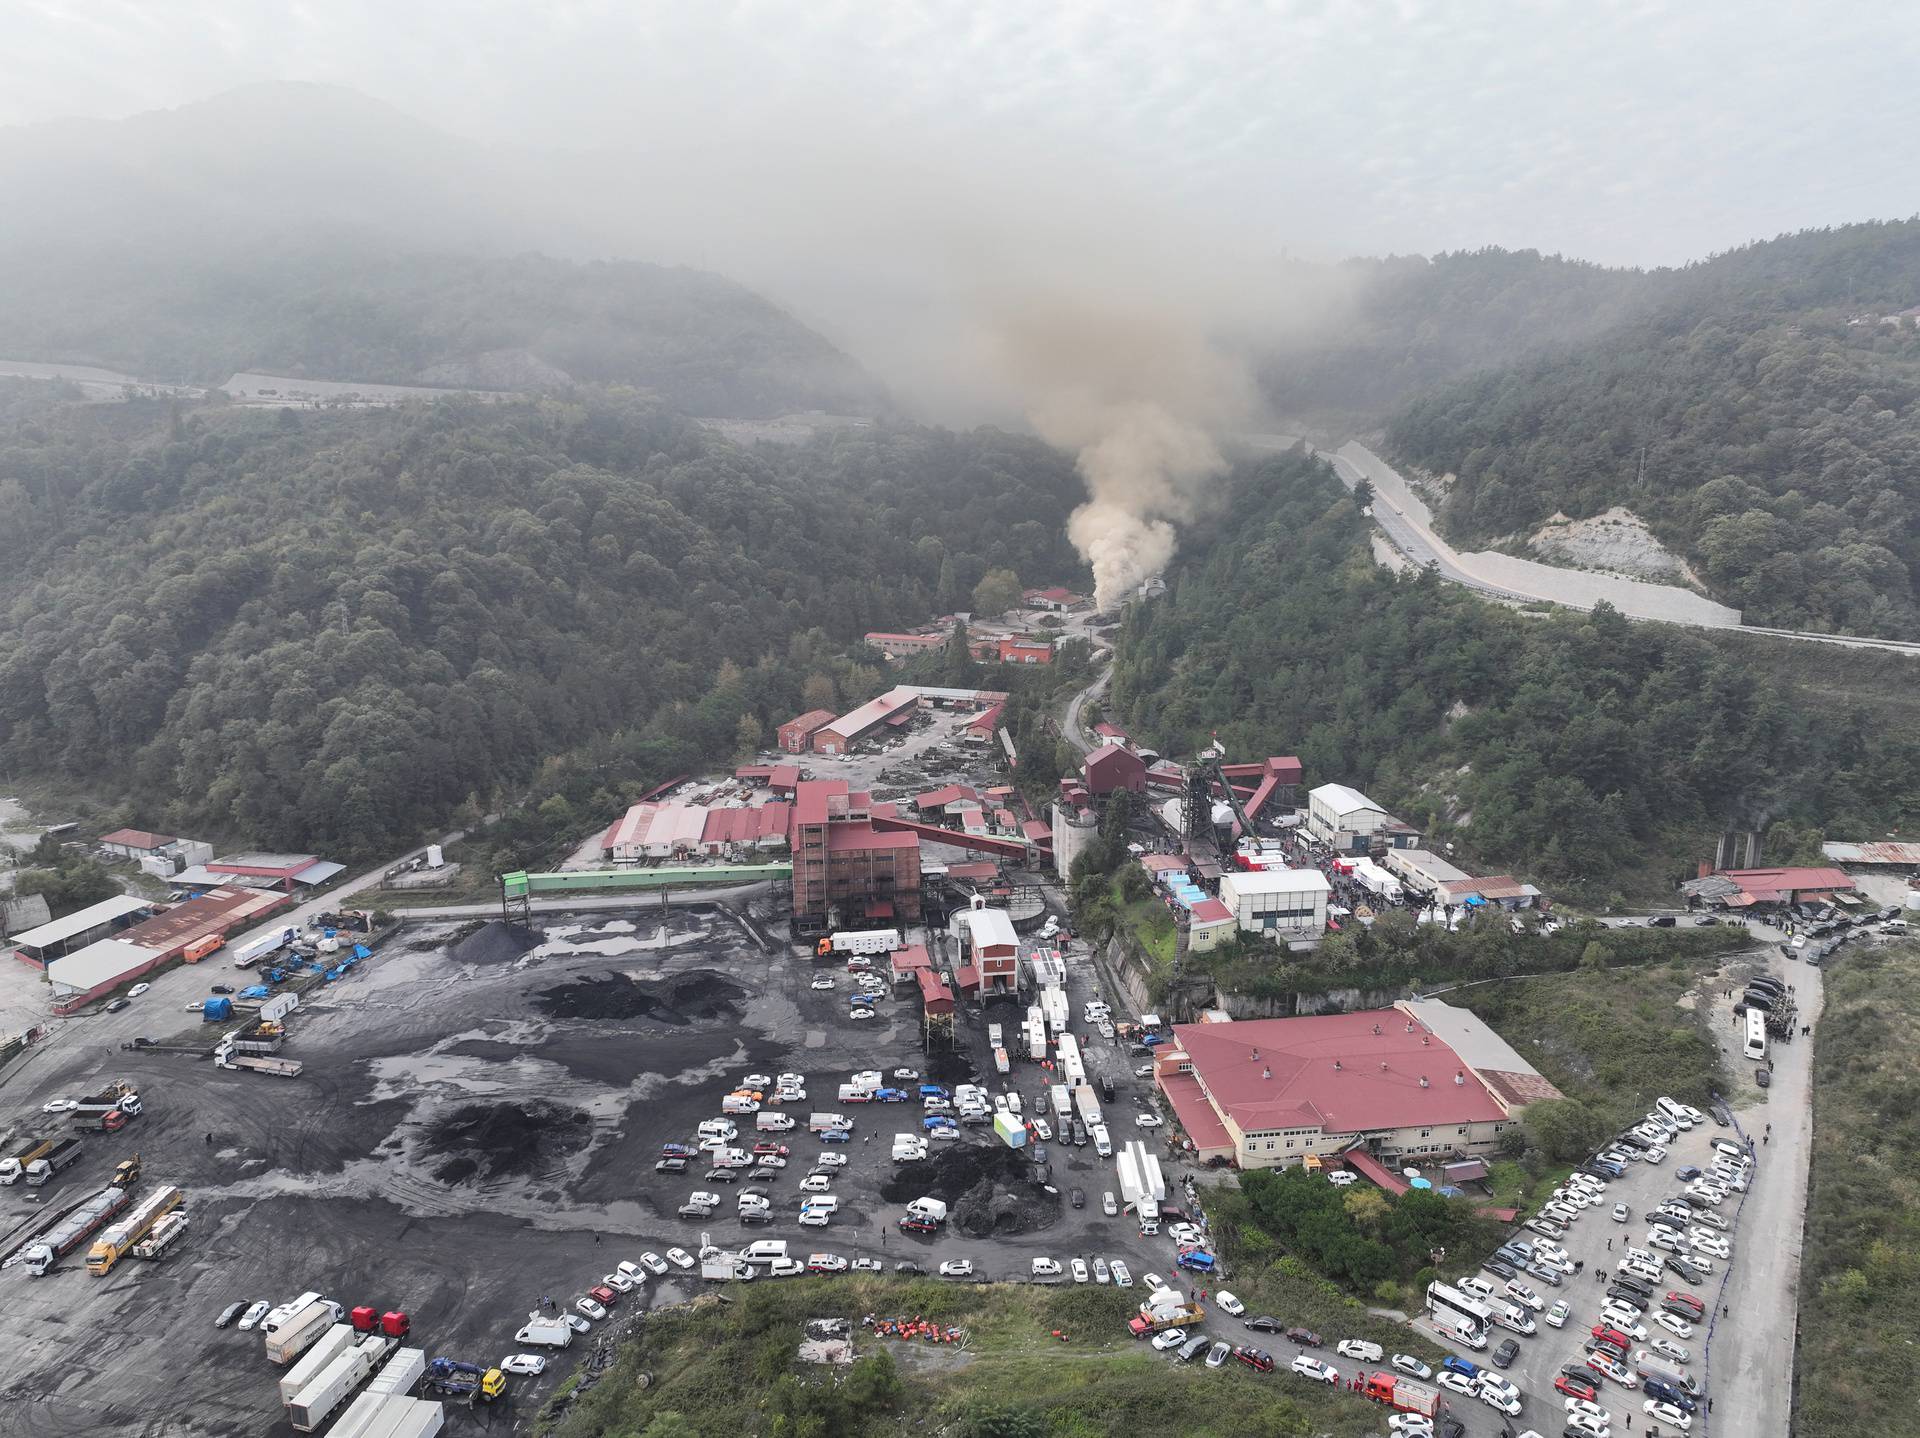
85;1184;183;1275
20;1186;132;1275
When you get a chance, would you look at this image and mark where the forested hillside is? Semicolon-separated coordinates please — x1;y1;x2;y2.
1385;220;1920;635
1108;448;1920;898
1254;247;1653;423
0;386;1083;855
0;241;884;419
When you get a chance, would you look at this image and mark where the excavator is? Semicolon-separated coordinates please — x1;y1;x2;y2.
424;1356;506;1402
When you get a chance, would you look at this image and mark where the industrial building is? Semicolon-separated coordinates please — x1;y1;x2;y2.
1153;1000;1560;1171
45;886;290;1011
1216;868;1331;943
950;897;1018;997
96;829;217;878
1021;586;1085;610
166;854;344;893
864;631;948;658
601;802;791;860
777;709;836;754
1381;848;1541;910
811;687;921;755
1082;743;1147;796
1681;865;1858;910
96;828;176;861
789;780;922;929
10;894;155;967
1305;783;1421;853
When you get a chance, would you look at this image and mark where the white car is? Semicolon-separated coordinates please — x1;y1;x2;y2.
1134;1063;1155;1077
1214;1290;1244;1316
576;1297;607;1320
849;1008;875;1021
1565;1397;1610;1423
810;978;835;990
1336;1339;1382;1362
929;1125;960;1142
1545;1300;1571;1328
1653;1312;1695;1339
1032;1257;1063;1278
238;1301;271;1331
1459;1276;1496;1301
500;1354;547;1376
1070;1258;1089;1283
563;1314;591;1333
639;1252;669;1275
1435;1369;1477;1395
1600;1307;1647;1338
1505;1280;1542;1311
1648;1336;1691;1364
1390;1354;1432;1378
665;1248;694;1269
1148;1327;1187;1351
1691;1208;1730;1232
1289;1355;1338;1383
1031;1119;1052;1140
601;1272;635;1293
938;1259;975;1278
1480;1384;1522;1416
1134;1113;1163;1129
617;1259;649;1281
1110;1261;1133;1288
800;1173;833;1193
185;999;204;1010
1388;1415;1434;1435
797;1209;831;1226
128;982;150;998
1327;1170;1357;1186
806;1253;849;1273
814;1152;848;1168
1643;1145;1668;1163
1612;1203;1630;1223
1645;1399;1693;1430
41;1098;76;1113
1565;1413;1610;1438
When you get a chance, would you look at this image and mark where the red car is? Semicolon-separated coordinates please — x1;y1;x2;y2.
1234;1346;1274;1373
1666;1291;1705;1315
1556;1373;1599;1402
752;1142;789;1156
1591;1324;1633;1351
588;1285;617;1306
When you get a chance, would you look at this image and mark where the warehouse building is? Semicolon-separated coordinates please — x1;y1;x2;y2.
10;894;154;968
45;885;290;1011
602;802;792;860
811;687;921;756
1082;743;1147;796
1153;1000;1558;1170
777;709;836;754
204;853;344;892
1681;865;1858;910
1217;868;1331;943
865;631;947;658
1305;783;1421;853
951;897;1018;997
97;828;176;862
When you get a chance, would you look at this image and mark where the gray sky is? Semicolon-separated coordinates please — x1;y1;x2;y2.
9;0;1917;271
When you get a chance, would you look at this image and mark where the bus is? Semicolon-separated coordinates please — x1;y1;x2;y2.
1425;1281;1492;1341
1744;1008;1768;1061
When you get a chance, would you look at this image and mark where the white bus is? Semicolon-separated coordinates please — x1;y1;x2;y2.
1744;1008;1768;1061
1426;1281;1492;1341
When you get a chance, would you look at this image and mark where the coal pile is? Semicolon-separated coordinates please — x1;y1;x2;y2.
534;970;747;1024
424;1101;591;1183
922;1048;979;1085
448;920;544;966
879;1141;1060;1236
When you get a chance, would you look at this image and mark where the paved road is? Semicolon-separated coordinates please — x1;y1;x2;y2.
1060;665;1112;757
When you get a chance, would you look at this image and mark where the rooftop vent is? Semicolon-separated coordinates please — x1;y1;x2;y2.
1262;1067;1271;1080
1333;1059;1342;1071
1455;1071;1466;1085
1419;1075;1430;1088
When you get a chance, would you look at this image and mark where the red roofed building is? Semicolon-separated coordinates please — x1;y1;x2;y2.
812;688;920;756
777;709;836;754
789;780;921;927
98;828;176;860
1083;743;1146;796
963;703;1004;744
1022;586;1083;610
1704;866;1856;906
1186;897;1235;953
1154;1001;1553;1169
996;637;1054;664
914;967;956;1015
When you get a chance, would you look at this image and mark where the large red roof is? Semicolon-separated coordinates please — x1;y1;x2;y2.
1172;1011;1506;1136
824;823;919;853
790;779;851;827
99;828;174;850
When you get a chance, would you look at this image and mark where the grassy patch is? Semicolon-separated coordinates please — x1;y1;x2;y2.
1794;941;1920;1438
1117;891;1178;968
541;1274;1426;1438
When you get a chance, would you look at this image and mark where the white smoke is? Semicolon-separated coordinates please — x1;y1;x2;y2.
1000;303;1253;611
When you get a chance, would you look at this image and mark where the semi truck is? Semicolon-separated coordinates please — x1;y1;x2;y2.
287;1332;397;1432
217;1048;304;1077
25;1137;83;1186
70;1108;129;1134
265;1300;347;1364
132;1210;189;1260
86;1184;183;1275
1073;1084;1103;1129
1361;1372;1441;1417
1055;1033;1085;1086
73;1081;139;1117
281;1324;358;1401
0;1136;56;1183
20;1185;131;1275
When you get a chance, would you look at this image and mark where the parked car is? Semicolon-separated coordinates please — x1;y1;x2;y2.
1235;1346;1275;1373
1390;1353;1432;1378
215;1302;247;1328
1336;1339;1382;1362
500;1354;546;1376
1491;1338;1520;1369
1290;1355;1339;1383
938;1259;975;1278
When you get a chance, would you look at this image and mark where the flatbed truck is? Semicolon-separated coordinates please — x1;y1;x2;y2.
86;1184;183;1275
132;1210;189;1259
218;1051;303;1077
20;1186;131;1275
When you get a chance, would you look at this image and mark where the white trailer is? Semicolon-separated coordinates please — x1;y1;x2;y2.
1025;1015;1046;1062
363;1399;445;1438
1073;1084;1103;1129
1049;1083;1072;1122
217;1050;304;1077
131;1210;189;1260
280;1324;358;1403
986;1022;1003;1050
1056;1033;1085;1087
367;1347;426;1397
1041;986;1070;1036
288;1334;394;1432
1117;1140;1167;1219
266;1301;342;1365
830;929;900;955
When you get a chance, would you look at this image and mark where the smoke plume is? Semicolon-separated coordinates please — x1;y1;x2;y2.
999;302;1254;611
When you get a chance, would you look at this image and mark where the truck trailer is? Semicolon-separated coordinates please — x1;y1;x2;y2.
20;1185;131;1275
281;1324;359;1402
287;1333;395;1432
829;929;900;955
1073;1084;1103;1129
24;1137;83;1186
217;1050;304;1077
266;1300;347;1364
333;1396;445;1438
86;1184;182;1275
368;1347;427;1398
0;1136;55;1184
131;1210;188;1259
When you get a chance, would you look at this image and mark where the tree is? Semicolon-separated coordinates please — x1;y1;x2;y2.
1343;1187;1392;1231
972;567;1022;618
801;673;838;712
1522;1097;1607;1163
639;1415;699;1438
734;712;764;758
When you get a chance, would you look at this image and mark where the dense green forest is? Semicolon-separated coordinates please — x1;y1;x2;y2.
1796;942;1920;1438
0;241;883;419
1385;220;1920;635
0;385;1083;856
1108;447;1920;898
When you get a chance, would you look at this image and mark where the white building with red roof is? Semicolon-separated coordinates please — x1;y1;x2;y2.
1152;1000;1557;1170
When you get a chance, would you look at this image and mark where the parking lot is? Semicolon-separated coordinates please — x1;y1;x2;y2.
0;898;1188;1436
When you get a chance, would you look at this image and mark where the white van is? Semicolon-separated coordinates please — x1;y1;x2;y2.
1884;919;1910;934
742;1240;789;1265
1092;1124;1112;1157
800;1195;839;1214
757;1113;795;1132
698;1119;737;1140
722;1095;760;1114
